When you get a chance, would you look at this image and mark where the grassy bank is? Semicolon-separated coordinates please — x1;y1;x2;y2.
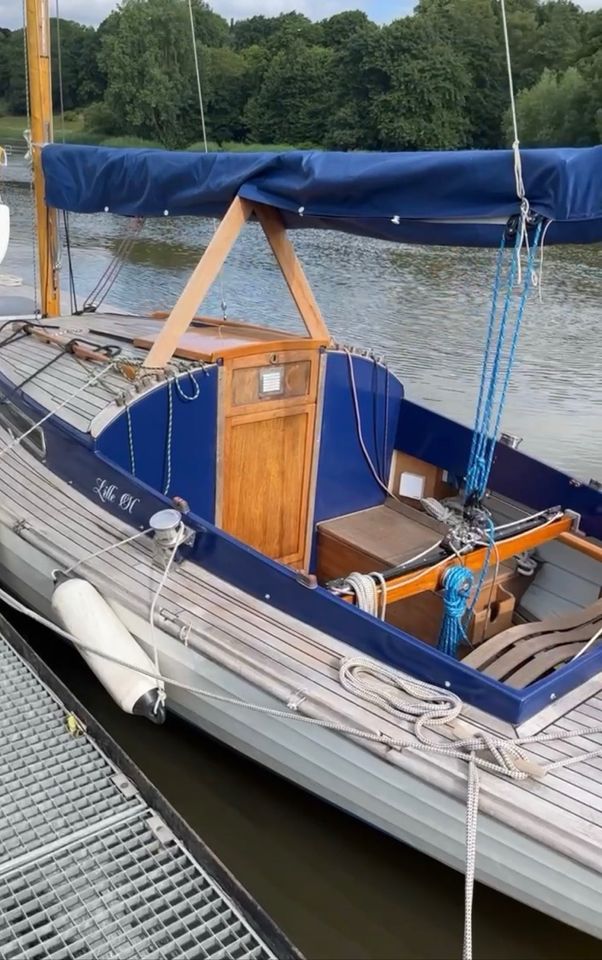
186;141;304;152
0;115;309;152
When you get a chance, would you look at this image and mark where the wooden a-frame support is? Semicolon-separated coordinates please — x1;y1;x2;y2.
143;197;330;369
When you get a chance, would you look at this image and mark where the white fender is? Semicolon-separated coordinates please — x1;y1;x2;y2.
51;576;166;723
0;204;9;266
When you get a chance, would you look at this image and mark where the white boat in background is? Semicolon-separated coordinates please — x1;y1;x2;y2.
0;145;10;267
1;0;602;955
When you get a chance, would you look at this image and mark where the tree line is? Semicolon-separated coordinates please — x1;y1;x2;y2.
0;0;600;151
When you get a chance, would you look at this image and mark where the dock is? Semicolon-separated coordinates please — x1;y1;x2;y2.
0;612;298;959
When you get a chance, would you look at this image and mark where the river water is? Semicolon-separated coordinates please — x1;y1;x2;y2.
2;174;602;958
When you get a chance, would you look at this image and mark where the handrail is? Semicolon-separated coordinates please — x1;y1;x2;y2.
558;530;602;563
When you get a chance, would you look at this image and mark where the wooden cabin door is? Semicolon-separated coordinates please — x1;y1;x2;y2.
218;348;321;568
221;404;316;565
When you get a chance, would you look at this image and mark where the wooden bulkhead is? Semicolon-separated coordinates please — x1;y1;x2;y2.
217;345;322;566
136;197;330;568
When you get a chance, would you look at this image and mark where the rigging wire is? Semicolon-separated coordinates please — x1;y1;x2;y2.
62;209;79;314
82;216;144;312
54;0;66;144
187;0;227;319
187;0;208;154
499;0;525;205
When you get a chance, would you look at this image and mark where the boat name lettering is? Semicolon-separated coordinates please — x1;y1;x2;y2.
93;478;140;514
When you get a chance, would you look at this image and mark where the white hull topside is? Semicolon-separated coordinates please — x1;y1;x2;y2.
1;503;602;941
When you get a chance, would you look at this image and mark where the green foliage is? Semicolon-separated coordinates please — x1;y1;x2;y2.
232;12;321;51
245;41;334;144
51;20;103;110
0;30;27;115
99;0;206;147
0;0;600;151
101;134;163;147
417;0;507;147
83;100;121;136
0;21;103;116
369;17;471;150
511;66;593;145
203;45;251;144
187;141;299;152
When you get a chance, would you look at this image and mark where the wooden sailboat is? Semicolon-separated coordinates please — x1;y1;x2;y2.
2;0;602;950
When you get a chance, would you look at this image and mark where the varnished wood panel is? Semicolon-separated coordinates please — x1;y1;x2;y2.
316;531;382;582
149;312;298;341
317;502;444;571
136;330;326;364
221;403;315;563
223;348;319;416
231;359;311;408
386;577;516;646
389;450;455;502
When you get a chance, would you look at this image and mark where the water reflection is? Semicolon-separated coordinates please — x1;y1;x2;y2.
4;183;601;476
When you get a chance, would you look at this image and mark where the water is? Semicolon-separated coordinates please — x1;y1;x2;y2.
2;177;602;958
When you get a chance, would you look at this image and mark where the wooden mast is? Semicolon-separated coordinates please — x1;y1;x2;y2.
25;0;60;316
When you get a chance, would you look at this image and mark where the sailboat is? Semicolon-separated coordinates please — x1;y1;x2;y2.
2;0;602;951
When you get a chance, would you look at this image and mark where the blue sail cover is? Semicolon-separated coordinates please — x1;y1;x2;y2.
42;143;602;247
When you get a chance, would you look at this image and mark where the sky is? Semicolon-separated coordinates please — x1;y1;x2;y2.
0;0;425;29
0;0;600;29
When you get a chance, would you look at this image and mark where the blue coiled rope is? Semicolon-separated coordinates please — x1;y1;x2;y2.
438;566;475;657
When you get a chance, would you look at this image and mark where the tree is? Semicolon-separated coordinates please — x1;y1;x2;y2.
191;0;229;47
245;41;334;144
533;0;584;75
99;0;226;147
203;46;251;144
232;12;320;52
231;16;277;50
504;1;541;91
320;10;372;48
0;21;102;118
0;30;27;115
416;0;507;148
369;17;470;150
323;16;382;149
512;66;595;145
51;20;104;111
577;47;602;143
1;0;600;152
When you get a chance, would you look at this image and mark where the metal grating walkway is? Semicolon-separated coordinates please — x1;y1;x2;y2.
0;631;278;960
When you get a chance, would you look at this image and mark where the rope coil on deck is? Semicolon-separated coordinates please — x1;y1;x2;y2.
437;566;474;657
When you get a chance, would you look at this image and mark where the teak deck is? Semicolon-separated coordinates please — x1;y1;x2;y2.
2;410;602;878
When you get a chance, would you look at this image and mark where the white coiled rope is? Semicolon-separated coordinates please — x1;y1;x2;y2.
338;658;602;960
344;571;387;619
